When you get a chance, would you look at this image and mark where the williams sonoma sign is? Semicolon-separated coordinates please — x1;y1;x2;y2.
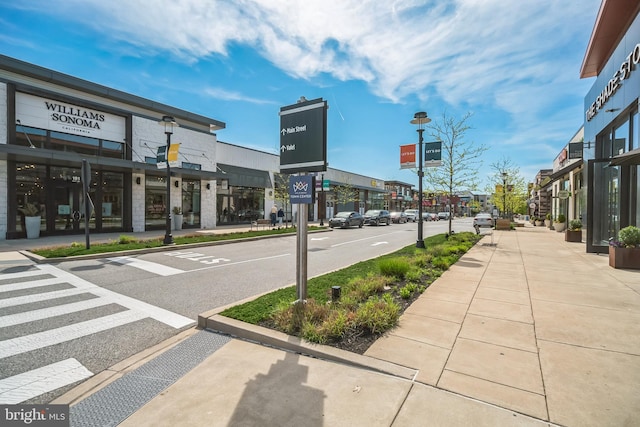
16;92;125;141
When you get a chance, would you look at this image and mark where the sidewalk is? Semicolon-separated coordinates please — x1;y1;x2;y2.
6;224;640;425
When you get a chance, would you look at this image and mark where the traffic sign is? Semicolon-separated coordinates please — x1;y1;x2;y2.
557;190;570;199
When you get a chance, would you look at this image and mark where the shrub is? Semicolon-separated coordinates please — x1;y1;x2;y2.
354;294;400;334
556;214;566;223
378;258;410;279
545;213;551;220
117;235;138;245
568;219;582;231
618;226;640;248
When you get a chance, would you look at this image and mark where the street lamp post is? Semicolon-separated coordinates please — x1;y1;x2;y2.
411;111;431;249
319;173;324;226
502;172;507;219
160;115;178;245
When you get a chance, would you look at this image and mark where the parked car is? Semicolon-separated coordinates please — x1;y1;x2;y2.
328;211;364;228
363;209;391;226
390;211;408;223
473;213;494;229
422;212;433;221
438;211;450;220
404;209;418;222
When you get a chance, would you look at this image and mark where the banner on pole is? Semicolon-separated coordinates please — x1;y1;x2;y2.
400;144;416;169
424;141;442;167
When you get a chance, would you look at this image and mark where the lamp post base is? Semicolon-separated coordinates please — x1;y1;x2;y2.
416;240;425;249
163;234;174;245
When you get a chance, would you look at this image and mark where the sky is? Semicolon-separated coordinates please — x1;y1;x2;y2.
0;0;602;192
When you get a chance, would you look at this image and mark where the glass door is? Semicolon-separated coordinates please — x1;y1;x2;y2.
588;159;620;253
53;182;83;232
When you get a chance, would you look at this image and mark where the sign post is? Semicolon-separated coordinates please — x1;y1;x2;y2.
81;159;92;249
280;97;327;304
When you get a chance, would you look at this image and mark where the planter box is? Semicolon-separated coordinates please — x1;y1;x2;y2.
173;214;183;231
495;219;511;230
565;230;582;242
25;215;41;239
609;246;640;269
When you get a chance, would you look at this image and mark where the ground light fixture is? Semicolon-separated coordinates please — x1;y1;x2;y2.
160;115;178;245
410;111;431;248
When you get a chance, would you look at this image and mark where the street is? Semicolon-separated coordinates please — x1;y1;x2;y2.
0;218;474;404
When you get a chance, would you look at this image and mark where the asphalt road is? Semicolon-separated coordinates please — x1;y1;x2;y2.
0;218;475;404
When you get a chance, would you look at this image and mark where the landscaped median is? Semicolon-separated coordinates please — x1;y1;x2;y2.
26;226;323;260
212;232;482;355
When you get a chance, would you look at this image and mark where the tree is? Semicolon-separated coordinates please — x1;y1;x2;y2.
485;157;528;218
273;173;292;228
332;175;359;212
423;112;487;236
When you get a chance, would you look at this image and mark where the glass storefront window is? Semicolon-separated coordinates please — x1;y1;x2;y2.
633;111;639;151
101;172;123;230
145;176;168;229
182;180;201;227
15;125;46;149
613;119;629;156
16;163;46;233
216;186;265;224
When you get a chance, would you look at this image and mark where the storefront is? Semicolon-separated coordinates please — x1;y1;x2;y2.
581;1;640;253
1;55;225;240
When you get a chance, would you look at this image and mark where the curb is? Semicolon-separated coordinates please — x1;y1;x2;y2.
199;313;418;381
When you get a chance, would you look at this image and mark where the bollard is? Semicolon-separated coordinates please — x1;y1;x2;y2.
331;286;341;301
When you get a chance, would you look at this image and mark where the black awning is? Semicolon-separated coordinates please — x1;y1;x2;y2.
609;148;640;166
217;163;272;188
549;160;583;180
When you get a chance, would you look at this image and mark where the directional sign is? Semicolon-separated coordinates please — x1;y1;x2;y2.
279;98;328;173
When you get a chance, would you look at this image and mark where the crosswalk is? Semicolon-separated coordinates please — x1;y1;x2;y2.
0;264;194;404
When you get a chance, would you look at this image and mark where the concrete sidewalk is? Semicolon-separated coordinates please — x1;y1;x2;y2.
118;224;639;426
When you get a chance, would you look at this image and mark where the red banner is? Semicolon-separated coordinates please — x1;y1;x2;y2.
400;144;416;169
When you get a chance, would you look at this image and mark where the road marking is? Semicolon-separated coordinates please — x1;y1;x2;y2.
0;310;148;359
0;358;93;404
188;253;290;273
0;297;110;328
311;237;329;241
371;242;388;246
108;256;184;276
31;264;193;329
0;277;67;292
0;269;50;282
0;288;90;309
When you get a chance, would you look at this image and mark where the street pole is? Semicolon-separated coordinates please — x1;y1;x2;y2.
411;112;431;248
161;116;177;245
502;172;507;219
319;173;324;226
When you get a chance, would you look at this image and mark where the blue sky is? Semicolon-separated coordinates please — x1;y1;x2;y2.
0;0;601;191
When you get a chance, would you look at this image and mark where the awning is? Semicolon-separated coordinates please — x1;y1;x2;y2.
217;163;272;188
549;160;583;180
609;148;640;166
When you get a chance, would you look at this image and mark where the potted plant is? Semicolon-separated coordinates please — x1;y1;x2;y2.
19;203;41;239
172;206;183;231
545;213;551;227
554;214;566;232
534;216;544;227
565;219;582;242
609;225;640;269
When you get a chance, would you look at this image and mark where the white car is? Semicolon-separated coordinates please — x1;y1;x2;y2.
404;209;418;222
473;213;493;229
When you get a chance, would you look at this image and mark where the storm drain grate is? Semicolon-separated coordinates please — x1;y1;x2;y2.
71;329;231;427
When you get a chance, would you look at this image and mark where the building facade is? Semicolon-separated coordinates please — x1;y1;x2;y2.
581;0;640;253
0;55;388;240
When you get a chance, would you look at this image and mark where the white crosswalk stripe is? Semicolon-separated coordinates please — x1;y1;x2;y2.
0;264;195;403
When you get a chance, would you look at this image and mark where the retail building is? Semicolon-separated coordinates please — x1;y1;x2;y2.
0;55;387;240
581;0;640;253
